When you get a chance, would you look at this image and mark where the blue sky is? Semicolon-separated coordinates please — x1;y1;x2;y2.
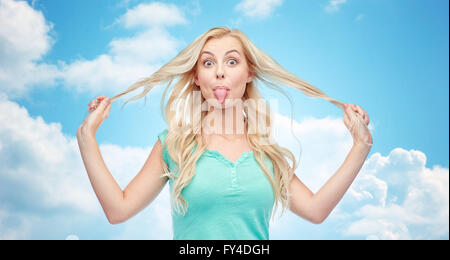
0;0;448;240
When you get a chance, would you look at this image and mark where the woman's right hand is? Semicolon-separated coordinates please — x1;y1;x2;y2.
77;95;112;138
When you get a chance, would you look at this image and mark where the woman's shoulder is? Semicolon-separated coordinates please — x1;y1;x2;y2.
157;128;169;143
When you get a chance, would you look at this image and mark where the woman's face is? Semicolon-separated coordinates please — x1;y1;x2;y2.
194;35;254;109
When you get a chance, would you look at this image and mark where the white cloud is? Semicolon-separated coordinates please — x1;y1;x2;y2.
235;0;283;19
269;112;448;239
272;114;355;192
59;3;187;97
118;2;187;29
0;0;60;98
59;54;160;95
0;97;98;214
324;0;347;13
0;0;53;64
0;209;30;239
0;96;171;239
0;1;187;99
109;28;181;63
343;150;449;239
0;93;447;239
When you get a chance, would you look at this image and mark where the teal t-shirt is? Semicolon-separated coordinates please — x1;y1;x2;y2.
157;129;275;240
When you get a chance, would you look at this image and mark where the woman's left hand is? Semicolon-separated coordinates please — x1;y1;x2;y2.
343;103;373;146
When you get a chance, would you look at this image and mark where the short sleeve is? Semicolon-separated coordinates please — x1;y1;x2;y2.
157;128;171;168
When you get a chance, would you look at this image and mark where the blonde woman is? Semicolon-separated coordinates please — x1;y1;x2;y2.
76;26;373;240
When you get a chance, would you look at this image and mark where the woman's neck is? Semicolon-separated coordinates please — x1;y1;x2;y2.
203;104;246;137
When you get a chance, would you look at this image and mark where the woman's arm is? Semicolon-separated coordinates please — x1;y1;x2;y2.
77;95;168;224
289;103;372;224
310;143;371;223
77;130;169;224
76;131;125;224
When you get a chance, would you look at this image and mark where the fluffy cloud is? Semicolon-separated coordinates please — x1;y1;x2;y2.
344;149;448;239
59;2;187;97
0;96;171;239
0;95;448;239
0;0;185;238
0;0;186;98
272;114;356;192
235;0;283;19
0;0;60;98
0;97;95;214
269;113;448;240
59;27;182;95
118;1;187;29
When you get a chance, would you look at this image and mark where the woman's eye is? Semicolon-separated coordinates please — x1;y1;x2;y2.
203;58;238;66
228;59;238;65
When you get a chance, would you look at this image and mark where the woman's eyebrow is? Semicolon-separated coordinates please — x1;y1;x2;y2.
200;49;241;57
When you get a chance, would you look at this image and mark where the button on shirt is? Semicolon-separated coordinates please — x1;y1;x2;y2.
157;129;275;240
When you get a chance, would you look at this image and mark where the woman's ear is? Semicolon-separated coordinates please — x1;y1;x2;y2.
247;70;254;83
194;74;199;86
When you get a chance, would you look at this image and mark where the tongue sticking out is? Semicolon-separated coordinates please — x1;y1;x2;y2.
213;88;229;104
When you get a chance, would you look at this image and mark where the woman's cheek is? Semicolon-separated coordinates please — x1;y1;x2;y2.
200;85;212;100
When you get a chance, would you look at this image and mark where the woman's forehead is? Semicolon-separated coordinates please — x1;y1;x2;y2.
202;36;243;53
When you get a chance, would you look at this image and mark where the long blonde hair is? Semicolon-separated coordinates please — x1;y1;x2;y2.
109;26;368;221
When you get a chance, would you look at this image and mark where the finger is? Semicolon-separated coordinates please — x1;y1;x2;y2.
346;104;357;116
354;105;365;119
345;106;360;126
103;103;112;118
355;104;363;114
345;103;354;114
343;109;356;133
89;102;97;111
97;97;110;111
344;105;355;122
95;96;104;105
90;96;103;106
89;98;106;113
343;109;350;124
355;105;369;124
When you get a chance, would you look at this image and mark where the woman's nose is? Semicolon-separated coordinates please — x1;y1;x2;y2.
216;63;225;78
216;68;224;78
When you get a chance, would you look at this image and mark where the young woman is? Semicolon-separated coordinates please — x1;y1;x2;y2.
76;26;373;240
